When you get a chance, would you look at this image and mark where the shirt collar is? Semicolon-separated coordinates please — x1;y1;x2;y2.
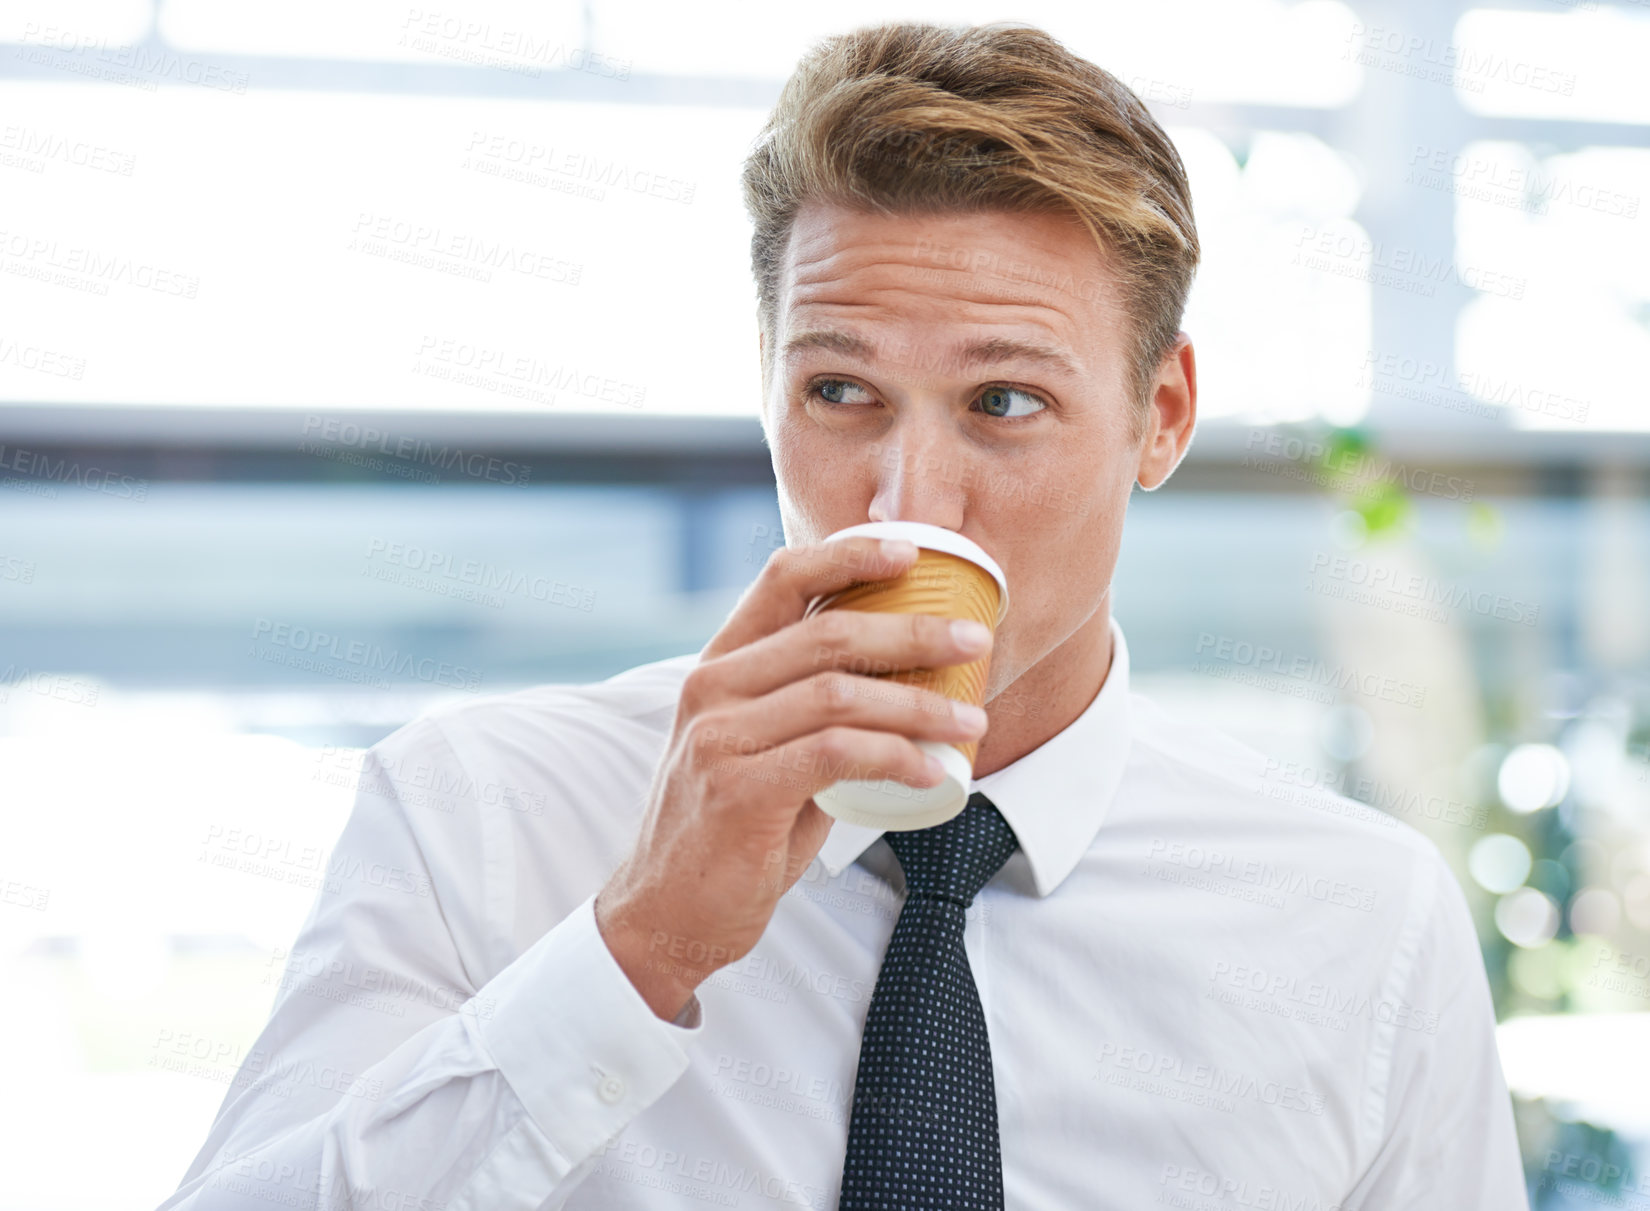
815;616;1133;898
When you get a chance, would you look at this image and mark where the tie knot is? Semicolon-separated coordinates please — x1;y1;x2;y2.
884;791;1020;909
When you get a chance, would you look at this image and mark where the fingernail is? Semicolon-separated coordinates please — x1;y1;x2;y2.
953;702;988;731
924;754;946;781
951;619;991;650
881;539;918;562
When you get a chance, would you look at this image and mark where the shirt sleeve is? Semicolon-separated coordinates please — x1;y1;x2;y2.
158;720;703;1211
1342;848;1529;1210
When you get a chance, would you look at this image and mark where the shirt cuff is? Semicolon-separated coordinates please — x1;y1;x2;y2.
474;890;704;1173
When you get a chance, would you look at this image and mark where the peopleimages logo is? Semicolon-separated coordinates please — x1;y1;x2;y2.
362;537;597;612
348;212;582;285
1146;839;1380;913
1158;1164;1346;1211
1290;225;1526;301
1208;960;1441;1034
0;443;147;501
1588;945;1650;997
1193;632;1428;709
0;667;100;708
298;415;531;486
1093;1041;1328;1116
412;335;646;408
1355;351;1591;425
1405;144;1639;221
16;22;251;94
1260;757;1488;831
1539;1150;1650;1199
0;335;87;379
1306;552;1540;627
1244;430;1475;502
398;10;631;80
249;619;481;691
0;228;201;298
1342;22;1578;96
0;124;137;177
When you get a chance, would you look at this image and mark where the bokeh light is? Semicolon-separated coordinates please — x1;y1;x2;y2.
1570;887;1623;937
1471;834;1534;895
1498;744;1572;814
1496;887;1562;949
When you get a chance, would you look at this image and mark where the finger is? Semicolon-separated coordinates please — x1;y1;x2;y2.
701;536;917;662
755;799;836;899
702;605;992;705
712;667;987;754
702;725;944;807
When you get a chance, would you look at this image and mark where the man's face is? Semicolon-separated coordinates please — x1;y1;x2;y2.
762;201;1183;700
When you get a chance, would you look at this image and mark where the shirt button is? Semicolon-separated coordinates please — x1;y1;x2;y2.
597;1074;626;1104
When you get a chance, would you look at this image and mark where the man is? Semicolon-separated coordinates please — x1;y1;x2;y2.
163;21;1527;1211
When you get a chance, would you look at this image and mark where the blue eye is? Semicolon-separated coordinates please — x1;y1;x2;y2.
806;378;1047;419
978;386;1046;419
811;379;873;405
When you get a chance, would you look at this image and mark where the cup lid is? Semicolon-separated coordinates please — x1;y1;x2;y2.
817;520;1009;625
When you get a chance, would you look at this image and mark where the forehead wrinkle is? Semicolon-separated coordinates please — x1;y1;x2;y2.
779;233;1106;381
786;248;1097;331
791;249;1061;305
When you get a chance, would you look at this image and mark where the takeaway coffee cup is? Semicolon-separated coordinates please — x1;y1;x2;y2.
802;520;1009;831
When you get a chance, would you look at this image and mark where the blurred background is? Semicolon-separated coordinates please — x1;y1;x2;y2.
2;0;1647;1206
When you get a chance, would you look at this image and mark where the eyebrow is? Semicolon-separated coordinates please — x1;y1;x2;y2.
780;328;1083;380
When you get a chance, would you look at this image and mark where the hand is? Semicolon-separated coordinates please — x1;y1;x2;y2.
593;536;993;1020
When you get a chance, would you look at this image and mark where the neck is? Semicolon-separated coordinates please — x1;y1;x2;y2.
972;608;1115;778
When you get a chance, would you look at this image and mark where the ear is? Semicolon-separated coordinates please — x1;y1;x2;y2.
1136;334;1197;491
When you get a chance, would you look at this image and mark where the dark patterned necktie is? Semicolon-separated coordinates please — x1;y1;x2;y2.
839;791;1021;1210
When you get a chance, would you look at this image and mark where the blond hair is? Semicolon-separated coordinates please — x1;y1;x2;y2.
741;21;1200;428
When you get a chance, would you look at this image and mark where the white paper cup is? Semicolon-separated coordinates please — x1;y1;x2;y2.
802;521;1009;831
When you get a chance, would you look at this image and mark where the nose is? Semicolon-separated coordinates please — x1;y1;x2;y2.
866;416;967;531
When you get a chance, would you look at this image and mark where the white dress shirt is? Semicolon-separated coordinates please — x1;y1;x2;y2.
160;618;1528;1211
